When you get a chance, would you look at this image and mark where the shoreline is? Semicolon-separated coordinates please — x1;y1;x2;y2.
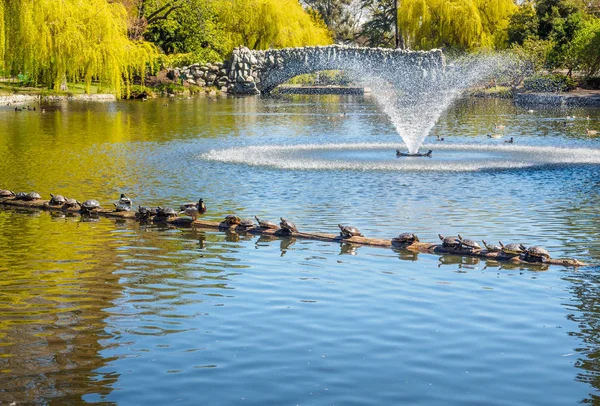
276;85;371;95
0;93;117;105
514;89;600;107
471;86;600;106
2;86;600;106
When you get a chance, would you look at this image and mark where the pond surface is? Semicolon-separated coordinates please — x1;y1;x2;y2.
1;95;600;405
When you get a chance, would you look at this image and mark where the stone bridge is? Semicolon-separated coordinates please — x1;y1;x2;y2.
174;45;445;95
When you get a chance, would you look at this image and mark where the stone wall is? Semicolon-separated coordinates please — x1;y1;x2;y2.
168;60;233;92
169;45;445;96
514;91;600;107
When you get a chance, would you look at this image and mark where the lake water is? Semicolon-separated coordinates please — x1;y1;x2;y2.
1;94;600;405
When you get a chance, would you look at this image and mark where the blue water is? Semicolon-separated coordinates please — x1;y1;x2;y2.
0;95;599;405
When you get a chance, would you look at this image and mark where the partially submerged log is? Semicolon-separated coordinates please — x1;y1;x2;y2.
0;196;588;268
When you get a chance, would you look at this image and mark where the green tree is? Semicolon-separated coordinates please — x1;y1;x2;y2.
301;0;356;42
510;37;555;78
359;0;398;48
507;1;539;45
396;0;516;51
120;0;332;57
535;0;586;39
214;0;332;50
570;17;600;76
0;0;156;96
143;0;227;60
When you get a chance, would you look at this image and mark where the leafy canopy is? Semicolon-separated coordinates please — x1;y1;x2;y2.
0;0;156;96
506;0;599;74
397;0;517;51
117;0;332;59
214;0;332;50
359;0;398;48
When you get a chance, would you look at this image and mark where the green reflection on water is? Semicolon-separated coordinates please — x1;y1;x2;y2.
0;95;599;404
0;206;247;403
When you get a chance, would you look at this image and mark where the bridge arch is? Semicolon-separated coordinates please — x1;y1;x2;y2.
227;45;445;95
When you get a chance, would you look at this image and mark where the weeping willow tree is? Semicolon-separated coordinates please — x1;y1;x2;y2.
398;0;517;50
0;2;4;70
0;0;157;97
214;0;332;50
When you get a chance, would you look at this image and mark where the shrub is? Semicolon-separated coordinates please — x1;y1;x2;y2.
579;77;600;90
123;85;153;99
523;74;577;92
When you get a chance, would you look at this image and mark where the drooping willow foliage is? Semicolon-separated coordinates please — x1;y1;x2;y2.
0;0;157;97
214;0;332;50
398;0;517;50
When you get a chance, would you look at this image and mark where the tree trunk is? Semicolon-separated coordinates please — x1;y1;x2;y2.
60;75;68;91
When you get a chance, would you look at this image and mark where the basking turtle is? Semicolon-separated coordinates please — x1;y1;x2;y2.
392;232;419;245
14;192;28;200
278;217;298;235
238;218;255;229
457;234;482;253
255;216;279;230
49;194;67;206
482;240;501;252
219;214;241;228
118;193;133;206
155;206;178;218
438;234;461;250
498;241;524;257
24;192;41;201
520;245;551;263
136;205;156;219
226;214;241;224
338;224;363;239
79;199;101;213
113;202;132;212
62;198;79;210
0;190;14;197
179;198;206;221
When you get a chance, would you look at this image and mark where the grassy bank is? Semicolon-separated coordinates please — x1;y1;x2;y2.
0;78;221;100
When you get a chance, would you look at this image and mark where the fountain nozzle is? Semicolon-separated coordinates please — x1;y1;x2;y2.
396;149;433;158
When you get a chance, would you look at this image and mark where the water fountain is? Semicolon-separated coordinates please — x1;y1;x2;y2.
347;53;509;155
204;51;552;168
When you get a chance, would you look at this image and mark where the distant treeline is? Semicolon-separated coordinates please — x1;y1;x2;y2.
0;0;598;96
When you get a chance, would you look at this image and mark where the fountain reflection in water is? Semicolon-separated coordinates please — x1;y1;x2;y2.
348;54;512;154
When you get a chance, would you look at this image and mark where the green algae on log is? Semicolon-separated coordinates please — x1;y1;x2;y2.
0;196;588;268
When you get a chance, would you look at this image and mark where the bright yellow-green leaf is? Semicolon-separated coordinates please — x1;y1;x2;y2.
1;0;157;98
398;0;516;50
213;0;332;50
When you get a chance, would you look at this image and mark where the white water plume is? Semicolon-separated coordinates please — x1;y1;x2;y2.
348;53;514;154
201;143;600;172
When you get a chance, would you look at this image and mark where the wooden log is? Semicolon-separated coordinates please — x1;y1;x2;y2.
0;196;588;268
